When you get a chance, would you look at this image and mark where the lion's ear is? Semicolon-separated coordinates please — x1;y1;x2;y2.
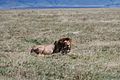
58;39;63;43
59;40;63;43
54;41;58;45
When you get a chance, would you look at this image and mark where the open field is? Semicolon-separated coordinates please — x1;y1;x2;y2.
0;8;120;80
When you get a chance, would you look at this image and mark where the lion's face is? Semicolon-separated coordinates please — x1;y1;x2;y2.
64;40;71;47
53;38;72;54
61;40;71;54
58;38;72;54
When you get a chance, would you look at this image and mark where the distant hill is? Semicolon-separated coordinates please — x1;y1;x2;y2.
0;0;120;9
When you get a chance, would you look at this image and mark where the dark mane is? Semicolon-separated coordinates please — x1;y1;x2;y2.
58;37;72;42
53;37;72;54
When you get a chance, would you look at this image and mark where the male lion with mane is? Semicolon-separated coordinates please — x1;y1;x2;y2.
30;37;72;55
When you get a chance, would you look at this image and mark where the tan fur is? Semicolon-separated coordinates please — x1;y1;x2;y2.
31;44;55;55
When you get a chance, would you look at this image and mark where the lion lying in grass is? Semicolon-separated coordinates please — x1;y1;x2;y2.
30;37;72;55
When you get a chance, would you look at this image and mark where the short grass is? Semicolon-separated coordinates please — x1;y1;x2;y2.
0;8;120;80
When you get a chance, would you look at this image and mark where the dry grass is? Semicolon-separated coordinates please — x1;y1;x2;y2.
0;8;120;80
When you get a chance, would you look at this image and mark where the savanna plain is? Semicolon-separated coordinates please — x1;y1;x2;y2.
0;8;120;80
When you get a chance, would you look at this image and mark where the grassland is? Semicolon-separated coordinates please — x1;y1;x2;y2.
0;8;120;80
